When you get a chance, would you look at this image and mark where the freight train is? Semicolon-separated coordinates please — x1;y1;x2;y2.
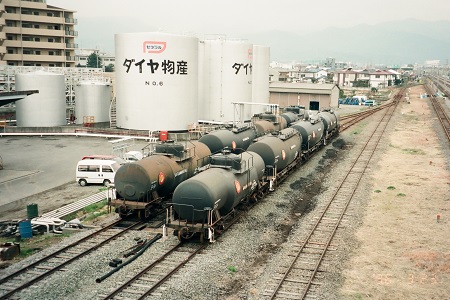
165;109;339;242
110;107;305;219
110;107;338;232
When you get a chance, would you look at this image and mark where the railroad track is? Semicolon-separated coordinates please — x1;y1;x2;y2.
100;242;206;300
425;80;450;142
0;220;144;300
429;95;450;142
263;88;404;299
339;101;396;132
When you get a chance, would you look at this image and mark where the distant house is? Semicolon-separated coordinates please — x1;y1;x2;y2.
335;68;397;88
299;68;328;82
336;68;359;87
366;69;396;89
269;82;340;110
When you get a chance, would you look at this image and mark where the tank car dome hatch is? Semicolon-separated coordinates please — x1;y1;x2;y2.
154;141;186;157
209;150;243;172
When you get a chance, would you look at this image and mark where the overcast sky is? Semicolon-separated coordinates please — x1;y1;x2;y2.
48;0;450;55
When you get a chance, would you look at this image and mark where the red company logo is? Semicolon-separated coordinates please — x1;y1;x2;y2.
143;41;167;54
248;49;253;59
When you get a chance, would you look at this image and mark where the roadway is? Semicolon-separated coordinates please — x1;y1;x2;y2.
0;135;148;219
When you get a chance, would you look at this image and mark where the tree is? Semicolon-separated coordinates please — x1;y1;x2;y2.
104;63;114;72
86;52;103;69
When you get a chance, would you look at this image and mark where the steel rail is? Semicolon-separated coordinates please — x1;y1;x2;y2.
102;243;207;300
268;87;404;300
0;220;143;300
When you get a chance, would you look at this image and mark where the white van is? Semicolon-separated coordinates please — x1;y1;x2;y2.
76;159;121;187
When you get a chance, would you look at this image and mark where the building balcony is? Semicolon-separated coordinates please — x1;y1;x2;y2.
3;26;65;37
0;31;6;40
4;53;67;62
4;0;47;10
0;45;6;54
64;30;78;37
0;3;5;13
65;43;78;49
23;41;64;50
65;18;77;24
5;12;65;24
0;18;5;26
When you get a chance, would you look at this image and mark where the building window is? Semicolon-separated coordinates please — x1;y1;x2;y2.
35;51;41;55
22;23;33;28
35;37;40;42
7;49;14;54
48;38;54;43
375;75;380;78
49;51;54;55
34;24;40;29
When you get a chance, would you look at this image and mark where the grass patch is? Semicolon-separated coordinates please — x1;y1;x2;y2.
389;143;400;149
374;190;381;193
387;186;396;190
61;212;78;222
402;148;425;155
351;122;367;135
83;211;109;222
84;199;107;214
397;193;406;197
0;233;72;259
227;265;237;272
60;199;108;222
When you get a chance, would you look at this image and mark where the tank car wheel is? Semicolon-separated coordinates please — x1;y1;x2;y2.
257;190;265;200
78;179;87;187
177;227;194;241
103;179;111;187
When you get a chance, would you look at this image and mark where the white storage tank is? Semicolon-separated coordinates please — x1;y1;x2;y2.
74;81;112;125
115;32;199;131
252;45;270;116
199;38;253;123
15;71;66;127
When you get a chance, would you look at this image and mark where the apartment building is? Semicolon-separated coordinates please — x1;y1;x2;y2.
0;0;77;67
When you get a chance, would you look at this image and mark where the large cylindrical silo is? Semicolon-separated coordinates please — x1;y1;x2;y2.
15;71;66;127
115;32;199;131
252;45;270;116
74;81;112;125
199;38;253;123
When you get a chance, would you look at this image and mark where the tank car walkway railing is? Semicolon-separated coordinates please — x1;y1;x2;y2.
41;191;107;219
263;88;404;300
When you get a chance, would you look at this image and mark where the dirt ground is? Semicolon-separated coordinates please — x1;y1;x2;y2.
340;85;450;299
